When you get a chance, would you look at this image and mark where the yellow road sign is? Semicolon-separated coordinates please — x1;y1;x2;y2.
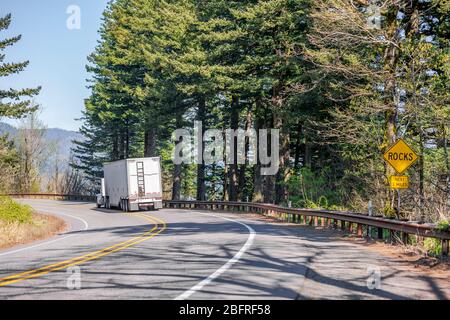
383;139;418;174
390;176;409;189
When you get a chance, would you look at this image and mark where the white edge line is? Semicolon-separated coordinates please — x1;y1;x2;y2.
0;210;89;257
174;212;256;300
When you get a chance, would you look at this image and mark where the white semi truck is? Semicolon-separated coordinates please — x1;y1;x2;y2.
96;157;163;211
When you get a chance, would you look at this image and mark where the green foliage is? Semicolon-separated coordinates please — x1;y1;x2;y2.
0;135;19;193
383;206;397;219
424;238;442;256
73;0;448;224
436;220;450;232
287;167;345;210
0;14;41;118
0;196;32;224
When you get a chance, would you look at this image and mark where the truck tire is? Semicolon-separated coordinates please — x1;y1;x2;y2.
120;199;129;212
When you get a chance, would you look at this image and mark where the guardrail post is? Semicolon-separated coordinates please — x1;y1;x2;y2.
357;224;363;237
333;219;338;229
441;240;448;257
377;228;383;240
348;222;353;233
314;216;319;227
321;218;326;227
366;225;371;238
389;230;396;244
401;232;409;245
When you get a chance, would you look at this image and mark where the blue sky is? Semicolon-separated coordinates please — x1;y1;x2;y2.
0;0;109;131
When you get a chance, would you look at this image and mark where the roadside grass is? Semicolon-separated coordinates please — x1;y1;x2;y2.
0;196;67;250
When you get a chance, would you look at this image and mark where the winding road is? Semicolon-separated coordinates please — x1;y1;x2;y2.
0;199;448;300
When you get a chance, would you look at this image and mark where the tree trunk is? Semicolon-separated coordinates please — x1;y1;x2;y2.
304;141;312;169
384;109;397;211
172;115;183;200
228;96;239;201
294;122;303;172
419;131;425;221
223;164;229;201
274;112;290;205
238;108;253;201
264;114;275;204
196;97;206;201
112;131;119;160
443;125;450;208
264;174;275;204
383;8;401;211
253;102;264;202
125;119;130;159
118;132;125;160
144;126;157;157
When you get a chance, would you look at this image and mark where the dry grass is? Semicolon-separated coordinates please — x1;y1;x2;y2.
0;212;67;250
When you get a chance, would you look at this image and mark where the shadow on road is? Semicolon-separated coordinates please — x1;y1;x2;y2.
0;208;448;300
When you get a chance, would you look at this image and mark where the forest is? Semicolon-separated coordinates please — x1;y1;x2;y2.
71;0;449;223
1;1;449;223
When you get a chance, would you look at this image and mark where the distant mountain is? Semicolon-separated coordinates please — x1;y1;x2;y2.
0;122;83;159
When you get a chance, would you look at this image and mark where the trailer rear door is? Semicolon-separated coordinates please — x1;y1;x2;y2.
127;158;162;201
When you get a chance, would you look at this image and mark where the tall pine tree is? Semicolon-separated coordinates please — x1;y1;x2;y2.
0;14;40;118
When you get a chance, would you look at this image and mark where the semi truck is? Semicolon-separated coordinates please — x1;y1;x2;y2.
96;157;163;211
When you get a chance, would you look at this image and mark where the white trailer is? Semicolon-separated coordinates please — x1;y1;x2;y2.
96;157;163;211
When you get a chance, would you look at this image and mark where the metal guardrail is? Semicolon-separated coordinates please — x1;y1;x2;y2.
163;200;450;256
4;194;448;256
5;193;97;202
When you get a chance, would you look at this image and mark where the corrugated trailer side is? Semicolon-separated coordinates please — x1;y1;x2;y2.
103;159;128;209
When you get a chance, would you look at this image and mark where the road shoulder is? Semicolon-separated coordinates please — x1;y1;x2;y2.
0;211;67;251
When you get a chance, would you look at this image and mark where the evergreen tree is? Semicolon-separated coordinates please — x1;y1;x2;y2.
0;14;40;118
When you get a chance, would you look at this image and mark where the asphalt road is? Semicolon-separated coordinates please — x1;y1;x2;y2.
0;199;448;300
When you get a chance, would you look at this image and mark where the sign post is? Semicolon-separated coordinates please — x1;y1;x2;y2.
383;139;418;214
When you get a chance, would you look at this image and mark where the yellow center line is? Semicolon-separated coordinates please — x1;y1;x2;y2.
0;212;166;287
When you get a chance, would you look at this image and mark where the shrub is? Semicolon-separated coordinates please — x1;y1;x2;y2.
0;196;33;224
287;168;346;210
424;237;442;256
383;206;397;219
436;220;450;232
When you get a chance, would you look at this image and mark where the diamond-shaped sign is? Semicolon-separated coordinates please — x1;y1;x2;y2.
383;139;419;174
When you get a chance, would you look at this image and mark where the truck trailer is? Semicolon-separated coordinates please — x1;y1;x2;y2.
96;157;163;211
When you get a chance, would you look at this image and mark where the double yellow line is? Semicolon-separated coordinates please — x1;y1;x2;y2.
0;213;166;287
